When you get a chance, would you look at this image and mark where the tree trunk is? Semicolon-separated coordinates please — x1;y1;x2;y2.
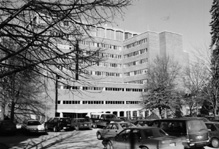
158;107;163;119
10;100;15;121
213;96;218;116
0;104;4;120
189;106;193;116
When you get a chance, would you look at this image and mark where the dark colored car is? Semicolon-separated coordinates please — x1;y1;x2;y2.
96;121;135;140
102;127;184;149
151;118;210;148
90;113;121;128
205;121;219;148
44;117;71;132
71;118;92;130
0;120;17;135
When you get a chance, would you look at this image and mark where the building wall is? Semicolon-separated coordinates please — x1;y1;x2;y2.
47;26;188;119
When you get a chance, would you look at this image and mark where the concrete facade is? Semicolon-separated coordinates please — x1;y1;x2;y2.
48;26;189;119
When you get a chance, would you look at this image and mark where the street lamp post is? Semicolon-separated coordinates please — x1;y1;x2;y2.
55;74;59;117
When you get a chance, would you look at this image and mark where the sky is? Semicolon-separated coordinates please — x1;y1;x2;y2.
115;0;213;60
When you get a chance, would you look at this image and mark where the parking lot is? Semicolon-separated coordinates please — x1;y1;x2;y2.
0;129;102;149
0;128;215;149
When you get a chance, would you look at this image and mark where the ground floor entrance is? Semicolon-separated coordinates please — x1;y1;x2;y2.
57;108;151;119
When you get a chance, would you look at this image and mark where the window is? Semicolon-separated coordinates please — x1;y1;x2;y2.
112;124;118;129
206;124;217;131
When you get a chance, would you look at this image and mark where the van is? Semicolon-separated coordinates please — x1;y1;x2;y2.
71;118;92;130
151;118;210;148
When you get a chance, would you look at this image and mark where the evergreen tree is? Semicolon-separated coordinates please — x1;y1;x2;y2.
210;0;219;116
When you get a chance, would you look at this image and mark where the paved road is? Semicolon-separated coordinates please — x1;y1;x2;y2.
0;129;103;149
0;129;215;149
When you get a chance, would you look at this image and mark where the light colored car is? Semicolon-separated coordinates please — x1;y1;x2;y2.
205;121;219;148
96;121;135;140
102;127;184;149
22;120;46;134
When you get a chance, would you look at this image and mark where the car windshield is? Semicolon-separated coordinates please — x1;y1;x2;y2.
187;120;207;133
27;121;41;125
120;123;134;128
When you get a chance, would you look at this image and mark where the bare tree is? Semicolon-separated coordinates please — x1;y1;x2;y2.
0;0;131;120
182;60;210;116
0;38;49;121
210;0;219;116
0;0;131;80
141;56;181;118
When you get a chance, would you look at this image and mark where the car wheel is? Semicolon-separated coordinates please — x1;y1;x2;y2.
106;141;114;149
96;132;102;140
211;138;219;148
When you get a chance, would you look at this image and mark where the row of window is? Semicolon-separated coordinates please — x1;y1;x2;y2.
61;22;133;41
94;71;121;77
95;52;122;59
97;63;122;68
124;58;148;67
124;69;148;76
79;40;122;50
60;85;146;92
124;48;148;59
59;100;141;105
124;79;147;84
124;38;147;49
82;86;103;90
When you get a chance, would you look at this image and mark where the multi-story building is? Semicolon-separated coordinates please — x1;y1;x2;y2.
47;26;189;119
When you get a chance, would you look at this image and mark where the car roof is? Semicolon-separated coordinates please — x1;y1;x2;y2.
27;119;39;121
205;121;219;124
73;118;86;119
154;117;206;121
127;126;159;130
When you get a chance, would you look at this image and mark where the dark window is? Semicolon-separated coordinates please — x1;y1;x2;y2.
206;124;217;131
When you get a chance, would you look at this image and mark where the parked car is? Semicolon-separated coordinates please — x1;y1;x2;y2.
205;121;219;148
102;127;184;149
44;117;71;132
22;120;46;134
71;118;92;130
96;121;135;140
151;118;210;148
0;120;17;135
90;113;121;128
